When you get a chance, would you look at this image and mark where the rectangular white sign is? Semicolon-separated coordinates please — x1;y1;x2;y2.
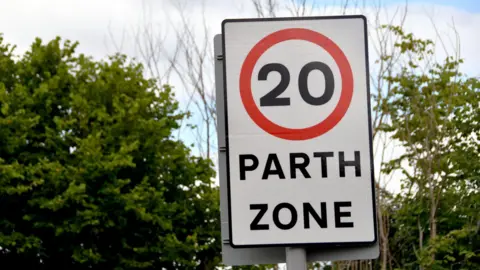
222;16;377;247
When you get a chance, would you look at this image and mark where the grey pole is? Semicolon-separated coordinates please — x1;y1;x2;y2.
286;247;307;270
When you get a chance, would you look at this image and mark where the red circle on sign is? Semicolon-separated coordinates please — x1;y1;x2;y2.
239;28;354;141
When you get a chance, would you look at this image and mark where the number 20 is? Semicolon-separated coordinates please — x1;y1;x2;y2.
258;61;335;107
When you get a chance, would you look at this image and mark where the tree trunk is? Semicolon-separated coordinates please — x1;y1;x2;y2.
376;183;388;270
381;213;388;270
418;216;424;270
429;193;437;263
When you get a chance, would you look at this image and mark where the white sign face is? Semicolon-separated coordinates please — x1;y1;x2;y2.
222;16;377;248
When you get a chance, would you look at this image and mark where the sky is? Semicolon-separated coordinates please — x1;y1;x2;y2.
0;0;478;192
0;0;478;72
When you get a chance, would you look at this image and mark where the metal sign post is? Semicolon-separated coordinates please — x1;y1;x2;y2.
214;15;379;268
286;247;307;269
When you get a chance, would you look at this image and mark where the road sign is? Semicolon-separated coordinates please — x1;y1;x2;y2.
215;32;379;265
221;15;377;248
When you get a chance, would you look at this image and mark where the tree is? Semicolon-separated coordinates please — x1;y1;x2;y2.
0;35;220;269
379;25;480;269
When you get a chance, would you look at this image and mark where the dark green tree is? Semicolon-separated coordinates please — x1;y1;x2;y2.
0;35;220;269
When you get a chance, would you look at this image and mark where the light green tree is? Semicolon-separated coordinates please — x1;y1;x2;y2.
379;25;479;270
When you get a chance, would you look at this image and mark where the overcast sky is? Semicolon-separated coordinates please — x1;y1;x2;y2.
1;0;478;71
1;0;478;191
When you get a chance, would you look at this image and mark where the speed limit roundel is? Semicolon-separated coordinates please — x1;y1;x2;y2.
239;28;353;141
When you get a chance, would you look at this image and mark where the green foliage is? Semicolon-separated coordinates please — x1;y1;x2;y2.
378;25;480;269
0;35;220;269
